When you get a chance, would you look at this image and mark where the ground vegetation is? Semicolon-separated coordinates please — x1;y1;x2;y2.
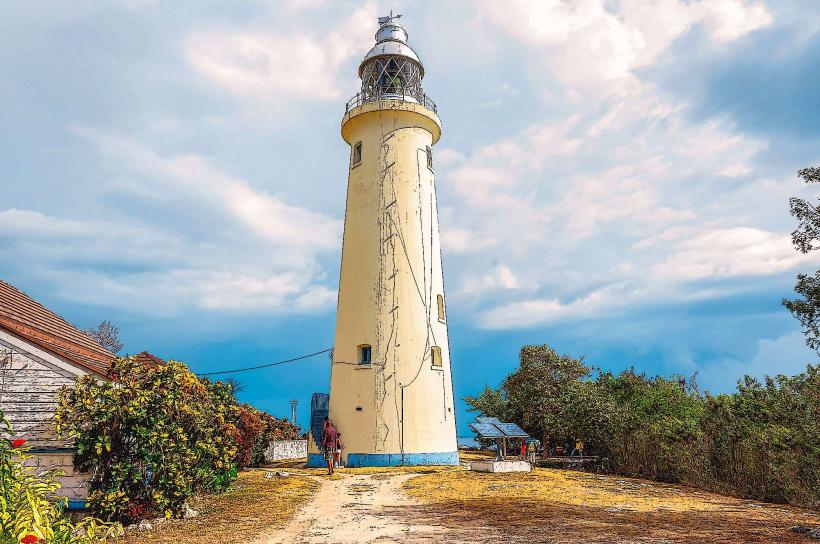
466;346;820;508
0;409;122;544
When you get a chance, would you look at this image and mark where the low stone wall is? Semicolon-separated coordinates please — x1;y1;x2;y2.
264;440;308;462
470;460;531;473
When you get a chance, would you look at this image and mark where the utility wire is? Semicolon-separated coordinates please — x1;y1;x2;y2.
197;348;332;376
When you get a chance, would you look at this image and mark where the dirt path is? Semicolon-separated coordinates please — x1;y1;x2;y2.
260;472;498;544
256;465;820;544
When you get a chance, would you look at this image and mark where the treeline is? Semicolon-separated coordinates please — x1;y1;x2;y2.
465;345;820;509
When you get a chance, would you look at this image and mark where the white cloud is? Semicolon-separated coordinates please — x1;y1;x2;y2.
477;0;771;93
462;264;520;295
185;4;374;101
653;227;812;281
441;95;800;330
0;208;185;263
0;128;343;316
478;282;637;329
0;0;802;351
44;268;336;316
74;127;340;251
698;0;773;42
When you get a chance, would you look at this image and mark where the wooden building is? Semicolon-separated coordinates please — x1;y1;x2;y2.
0;280;114;508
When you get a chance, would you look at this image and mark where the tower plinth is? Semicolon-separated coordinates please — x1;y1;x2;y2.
327;14;458;467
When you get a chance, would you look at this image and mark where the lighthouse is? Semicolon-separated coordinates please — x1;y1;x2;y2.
324;13;458;467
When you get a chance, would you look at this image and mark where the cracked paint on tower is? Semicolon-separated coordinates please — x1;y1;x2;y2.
317;14;458;467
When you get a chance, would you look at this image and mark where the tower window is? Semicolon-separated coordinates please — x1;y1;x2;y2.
352;142;362;166
437;294;445;322
426;146;433;170
431;346;442;367
358;344;372;365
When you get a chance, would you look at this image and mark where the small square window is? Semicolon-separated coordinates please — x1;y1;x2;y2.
426;146;433;170
431;346;442;367
358;344;371;365
352;142;362;166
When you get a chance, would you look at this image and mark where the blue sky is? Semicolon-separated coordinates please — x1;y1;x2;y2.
2;0;819;435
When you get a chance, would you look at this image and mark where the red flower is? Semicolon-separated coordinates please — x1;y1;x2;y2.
21;535;39;544
11;438;26;448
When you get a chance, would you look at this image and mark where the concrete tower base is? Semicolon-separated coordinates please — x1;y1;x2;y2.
306;451;459;468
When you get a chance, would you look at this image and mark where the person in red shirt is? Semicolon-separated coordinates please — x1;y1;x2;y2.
520;439;527;459
321;419;338;475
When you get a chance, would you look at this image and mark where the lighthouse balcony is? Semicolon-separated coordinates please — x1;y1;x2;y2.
345;90;437;114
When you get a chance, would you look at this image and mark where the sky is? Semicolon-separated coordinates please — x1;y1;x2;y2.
2;0;820;435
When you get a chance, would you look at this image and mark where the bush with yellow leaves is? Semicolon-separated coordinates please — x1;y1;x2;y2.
55;357;239;522
0;409;122;544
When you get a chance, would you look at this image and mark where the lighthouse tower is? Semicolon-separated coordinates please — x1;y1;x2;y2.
327;14;458;467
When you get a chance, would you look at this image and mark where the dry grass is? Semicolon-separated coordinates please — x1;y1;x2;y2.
404;467;820;543
457;450;495;462
264;456;464;477
120;469;318;544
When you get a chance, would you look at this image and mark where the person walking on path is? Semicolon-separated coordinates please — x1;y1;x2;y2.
322;419;338;475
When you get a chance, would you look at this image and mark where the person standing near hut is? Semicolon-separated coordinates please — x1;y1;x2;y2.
571;438;584;458
527;440;536;464
520;439;527;459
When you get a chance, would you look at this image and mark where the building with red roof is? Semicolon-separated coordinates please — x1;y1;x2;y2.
0;279;116;508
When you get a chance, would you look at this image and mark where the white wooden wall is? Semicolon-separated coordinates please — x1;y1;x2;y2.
0;334;91;502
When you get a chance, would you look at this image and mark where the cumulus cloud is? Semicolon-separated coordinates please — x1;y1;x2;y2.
0;0;811;366
477;0;771;93
74;127;340;251
0;128;342;316
185;3;374;101
413;0;791;336
653;227;811;281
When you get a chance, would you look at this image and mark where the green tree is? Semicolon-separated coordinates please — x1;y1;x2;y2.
783;166;820;354
465;345;595;448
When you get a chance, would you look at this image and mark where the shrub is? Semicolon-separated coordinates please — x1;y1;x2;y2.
55;356;239;522
234;405;265;469
249;412;301;467
234;405;302;469
0;409;122;544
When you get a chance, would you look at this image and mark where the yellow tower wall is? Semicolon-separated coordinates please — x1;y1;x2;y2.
328;100;458;466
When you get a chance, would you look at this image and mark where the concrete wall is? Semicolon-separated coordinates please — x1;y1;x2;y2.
264;440;308;461
328;100;458;465
0;335;90;503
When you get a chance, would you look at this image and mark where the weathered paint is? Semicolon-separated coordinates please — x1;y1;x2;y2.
264;439;308;462
306;453;326;468
346;451;459;467
328;99;458;466
0;333;91;502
